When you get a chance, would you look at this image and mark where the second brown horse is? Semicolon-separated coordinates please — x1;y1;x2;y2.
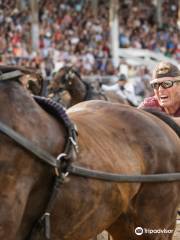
49;66;128;107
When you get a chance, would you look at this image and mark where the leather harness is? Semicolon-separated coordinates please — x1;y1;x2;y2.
1;70;180;239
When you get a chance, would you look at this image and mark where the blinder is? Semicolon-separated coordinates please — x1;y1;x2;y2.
58;67;94;101
0;70;23;82
60;67;82;88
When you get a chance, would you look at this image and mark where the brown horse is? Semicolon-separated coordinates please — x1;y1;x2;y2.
49;66;128;107
0;66;180;240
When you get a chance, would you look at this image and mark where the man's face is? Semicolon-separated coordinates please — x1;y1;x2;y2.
152;79;180;108
118;80;126;86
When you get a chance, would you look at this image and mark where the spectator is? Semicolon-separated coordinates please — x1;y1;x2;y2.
102;73;138;106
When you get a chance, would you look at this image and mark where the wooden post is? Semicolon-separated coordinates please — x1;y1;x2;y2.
29;0;39;51
16;0;27;10
109;0;119;68
92;0;98;17
156;0;163;28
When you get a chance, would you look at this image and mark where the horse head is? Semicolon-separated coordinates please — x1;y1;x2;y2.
52;66;82;91
49;66;91;106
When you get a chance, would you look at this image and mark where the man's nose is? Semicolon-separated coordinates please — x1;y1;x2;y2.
158;84;165;91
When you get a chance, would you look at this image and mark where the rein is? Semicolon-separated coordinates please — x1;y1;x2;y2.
1;118;180;182
1;120;180;183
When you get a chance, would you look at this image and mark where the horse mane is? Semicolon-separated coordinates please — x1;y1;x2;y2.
143;108;180;137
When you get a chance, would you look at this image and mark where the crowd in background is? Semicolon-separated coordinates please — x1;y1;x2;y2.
0;0;179;98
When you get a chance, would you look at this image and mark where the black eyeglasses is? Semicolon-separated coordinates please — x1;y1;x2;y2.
150;80;180;90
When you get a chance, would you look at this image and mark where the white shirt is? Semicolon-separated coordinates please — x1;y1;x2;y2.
101;82;138;106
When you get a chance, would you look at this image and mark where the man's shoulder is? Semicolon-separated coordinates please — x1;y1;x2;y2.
138;96;160;108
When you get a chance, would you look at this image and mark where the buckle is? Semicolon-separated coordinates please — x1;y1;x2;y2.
69;136;78;153
55;153;67;176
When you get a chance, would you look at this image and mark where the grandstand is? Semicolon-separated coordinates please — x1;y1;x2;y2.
0;0;179;82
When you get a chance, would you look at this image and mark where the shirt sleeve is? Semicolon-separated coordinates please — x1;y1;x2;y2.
138;96;160;109
138;101;146;109
101;84;119;92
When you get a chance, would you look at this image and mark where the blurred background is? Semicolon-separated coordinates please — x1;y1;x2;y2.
0;0;179;90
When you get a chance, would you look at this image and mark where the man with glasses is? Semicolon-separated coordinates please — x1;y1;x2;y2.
138;62;180;116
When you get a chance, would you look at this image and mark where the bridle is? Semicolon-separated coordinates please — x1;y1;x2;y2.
59;66;81;88
1;70;180;240
59;67;97;101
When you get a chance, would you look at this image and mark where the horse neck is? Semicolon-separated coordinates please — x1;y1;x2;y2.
68;78;87;105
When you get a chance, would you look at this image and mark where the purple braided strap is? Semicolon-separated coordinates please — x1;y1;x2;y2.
33;95;73;128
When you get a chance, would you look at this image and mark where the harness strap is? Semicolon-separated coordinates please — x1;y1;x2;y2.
0;70;23;81
1;120;180;184
1;119;180;184
28;174;66;240
0;121;58;167
68;165;180;183
33;96;78;160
